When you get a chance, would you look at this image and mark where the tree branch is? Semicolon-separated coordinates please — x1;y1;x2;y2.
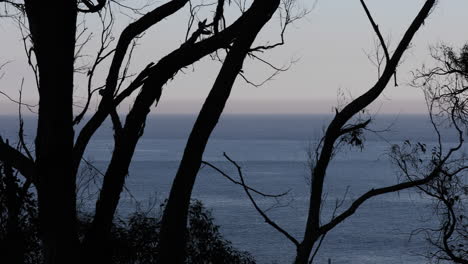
202;160;290;198
0;137;35;182
319;168;439;235
222;153;300;247
78;0;107;13
73;0;190;173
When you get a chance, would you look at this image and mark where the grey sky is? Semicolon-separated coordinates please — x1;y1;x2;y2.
0;0;467;114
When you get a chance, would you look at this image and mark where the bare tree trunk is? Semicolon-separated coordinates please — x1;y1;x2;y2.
294;238;318;264
82;124;144;263
157;1;280;262
293;1;437;263
25;1;79;263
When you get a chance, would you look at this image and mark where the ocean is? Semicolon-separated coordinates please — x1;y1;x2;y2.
0;114;457;263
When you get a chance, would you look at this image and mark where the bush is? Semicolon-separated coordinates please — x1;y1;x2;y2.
107;200;255;264
0;162;41;264
0;164;255;264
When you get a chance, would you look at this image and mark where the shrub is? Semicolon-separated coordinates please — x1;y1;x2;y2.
0;164;255;264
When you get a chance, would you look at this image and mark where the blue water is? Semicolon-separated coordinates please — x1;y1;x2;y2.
0;114;454;263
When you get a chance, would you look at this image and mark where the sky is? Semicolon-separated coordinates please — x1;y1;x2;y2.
0;0;467;115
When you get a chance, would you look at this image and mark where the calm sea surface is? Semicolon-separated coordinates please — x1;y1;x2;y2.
0;114;459;263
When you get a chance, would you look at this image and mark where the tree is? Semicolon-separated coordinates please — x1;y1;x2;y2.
409;43;468;264
204;1;440;263
0;0;287;263
291;2;439;262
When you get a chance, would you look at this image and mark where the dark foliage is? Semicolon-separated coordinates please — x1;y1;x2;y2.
186;200;255;264
106;200;255;264
0;161;41;264
0;164;254;264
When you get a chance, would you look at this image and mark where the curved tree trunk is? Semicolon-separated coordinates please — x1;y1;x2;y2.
293;1;437;263
156;1;280;262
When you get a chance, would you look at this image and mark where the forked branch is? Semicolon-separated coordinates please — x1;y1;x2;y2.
212;152;300;247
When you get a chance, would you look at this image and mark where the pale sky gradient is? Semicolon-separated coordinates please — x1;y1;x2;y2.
0;0;467;115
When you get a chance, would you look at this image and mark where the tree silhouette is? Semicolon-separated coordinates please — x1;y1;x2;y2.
204;1;440;263
0;0;287;263
411;43;468;264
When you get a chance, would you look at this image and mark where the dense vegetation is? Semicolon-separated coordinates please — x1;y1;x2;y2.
0;162;255;264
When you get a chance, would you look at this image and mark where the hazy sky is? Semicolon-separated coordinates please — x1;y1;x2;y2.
0;0;467;114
